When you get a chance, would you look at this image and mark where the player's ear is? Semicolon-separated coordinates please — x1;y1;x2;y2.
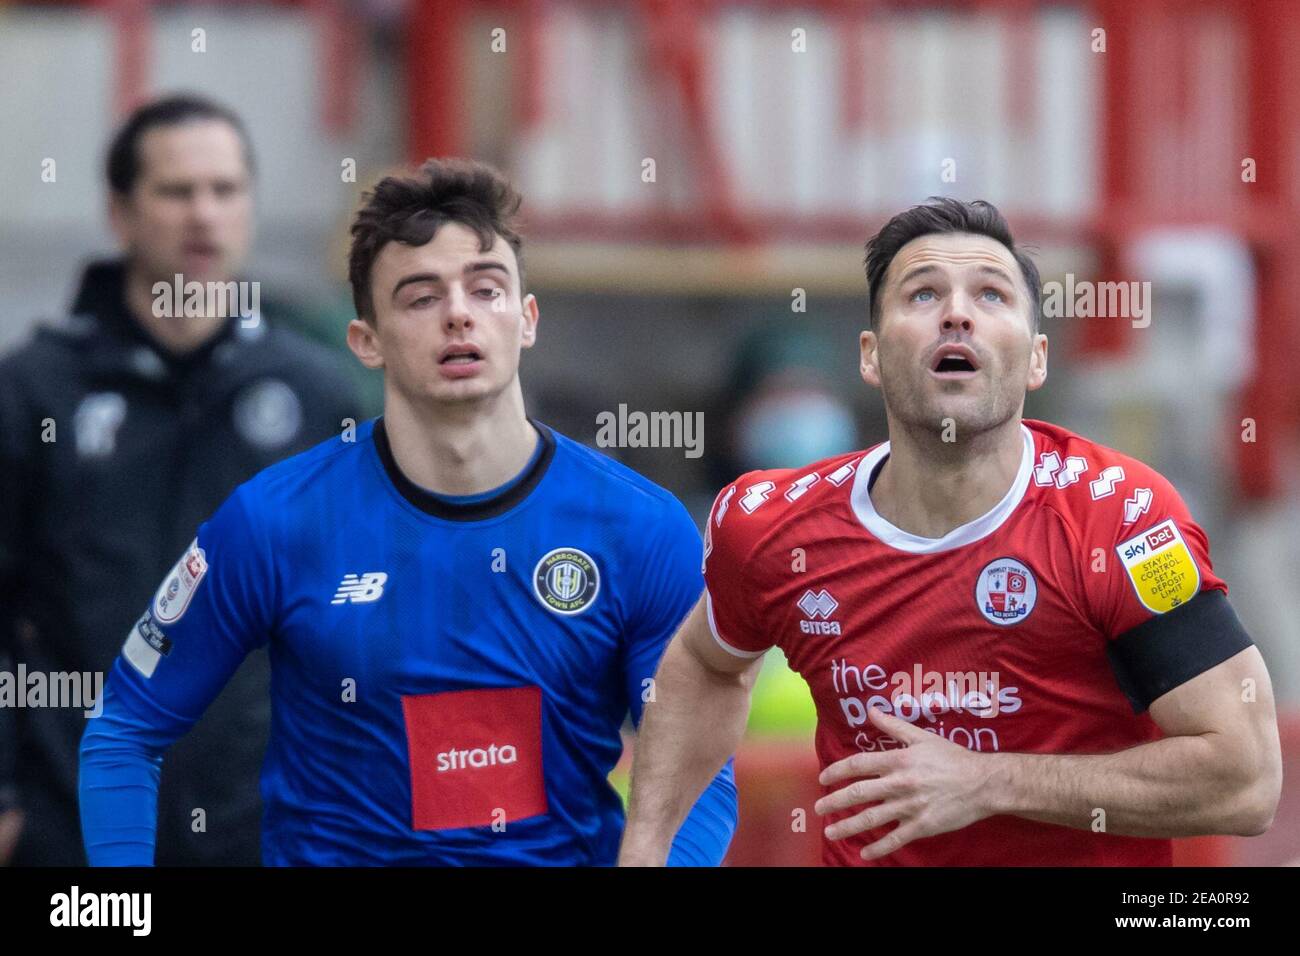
860;329;882;389
520;293;539;350
1026;332;1048;391
347;317;385;369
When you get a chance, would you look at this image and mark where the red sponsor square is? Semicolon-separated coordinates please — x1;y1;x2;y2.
401;686;547;831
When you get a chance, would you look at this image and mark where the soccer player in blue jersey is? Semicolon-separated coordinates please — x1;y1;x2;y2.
78;159;738;865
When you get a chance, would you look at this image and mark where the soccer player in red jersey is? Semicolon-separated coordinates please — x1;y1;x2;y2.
618;198;1282;866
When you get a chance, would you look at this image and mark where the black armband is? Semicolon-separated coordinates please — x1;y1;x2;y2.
1106;589;1254;713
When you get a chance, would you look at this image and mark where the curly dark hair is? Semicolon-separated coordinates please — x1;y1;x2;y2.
349;158;526;323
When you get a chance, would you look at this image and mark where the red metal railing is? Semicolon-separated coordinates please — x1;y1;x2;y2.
51;0;1300;497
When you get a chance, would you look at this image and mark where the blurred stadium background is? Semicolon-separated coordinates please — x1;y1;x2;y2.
2;0;1298;865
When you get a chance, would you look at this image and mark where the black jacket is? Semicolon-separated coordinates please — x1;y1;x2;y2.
0;260;362;865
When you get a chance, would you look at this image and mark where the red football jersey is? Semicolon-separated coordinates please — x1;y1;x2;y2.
704;418;1229;866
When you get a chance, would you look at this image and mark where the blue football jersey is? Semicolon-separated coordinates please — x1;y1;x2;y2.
81;418;736;865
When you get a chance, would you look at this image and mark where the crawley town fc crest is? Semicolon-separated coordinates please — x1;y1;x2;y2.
533;548;600;615
976;557;1037;626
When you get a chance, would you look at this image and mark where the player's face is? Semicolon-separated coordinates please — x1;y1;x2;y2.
860;232;1047;438
109;120;254;285
349;222;538;407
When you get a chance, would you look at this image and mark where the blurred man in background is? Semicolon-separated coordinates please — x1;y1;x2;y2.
0;94;361;865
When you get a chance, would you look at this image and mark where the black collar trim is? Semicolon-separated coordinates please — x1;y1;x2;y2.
372;416;556;521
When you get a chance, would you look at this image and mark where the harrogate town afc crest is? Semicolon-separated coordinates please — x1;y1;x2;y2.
533;547;600;615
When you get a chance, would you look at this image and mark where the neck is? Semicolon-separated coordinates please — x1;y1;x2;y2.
124;265;227;356
871;414;1025;539
382;382;538;496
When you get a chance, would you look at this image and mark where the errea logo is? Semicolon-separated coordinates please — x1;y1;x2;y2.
797;589;841;635
332;572;388;605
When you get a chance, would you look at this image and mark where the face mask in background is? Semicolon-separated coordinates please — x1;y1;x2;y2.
736;389;858;471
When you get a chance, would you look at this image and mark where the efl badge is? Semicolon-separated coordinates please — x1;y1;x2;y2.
976;557;1037;626
152;539;208;625
533;547;600;615
1117;518;1200;613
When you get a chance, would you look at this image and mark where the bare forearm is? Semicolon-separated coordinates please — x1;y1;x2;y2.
985;733;1278;837
619;639;754;865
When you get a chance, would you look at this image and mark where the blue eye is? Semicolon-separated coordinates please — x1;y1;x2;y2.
982;289;1006;302
911;289;935;302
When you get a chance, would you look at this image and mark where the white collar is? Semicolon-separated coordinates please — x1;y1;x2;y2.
849;423;1035;554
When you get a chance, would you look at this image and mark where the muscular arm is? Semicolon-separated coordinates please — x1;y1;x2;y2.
817;646;1281;860
986;645;1280;836
619;595;763;866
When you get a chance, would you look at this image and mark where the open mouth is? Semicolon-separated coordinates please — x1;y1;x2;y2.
929;345;981;377
439;349;482;365
934;355;976;373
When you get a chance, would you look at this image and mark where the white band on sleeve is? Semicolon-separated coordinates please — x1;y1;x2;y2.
123;627;162;678
705;588;766;659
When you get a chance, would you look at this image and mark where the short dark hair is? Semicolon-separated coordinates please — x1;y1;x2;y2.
106;93;255;196
864;197;1041;333
348;158;525;323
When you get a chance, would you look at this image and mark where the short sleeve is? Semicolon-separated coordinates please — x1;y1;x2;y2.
1080;468;1252;711
702;479;773;659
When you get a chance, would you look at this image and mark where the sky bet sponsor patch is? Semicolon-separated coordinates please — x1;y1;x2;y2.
1117;518;1201;613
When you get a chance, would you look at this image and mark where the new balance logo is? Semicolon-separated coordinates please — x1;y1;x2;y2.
1123;488;1153;524
1033;451;1089;489
332;572;388;605
1089;465;1125;500
797;589;841;635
